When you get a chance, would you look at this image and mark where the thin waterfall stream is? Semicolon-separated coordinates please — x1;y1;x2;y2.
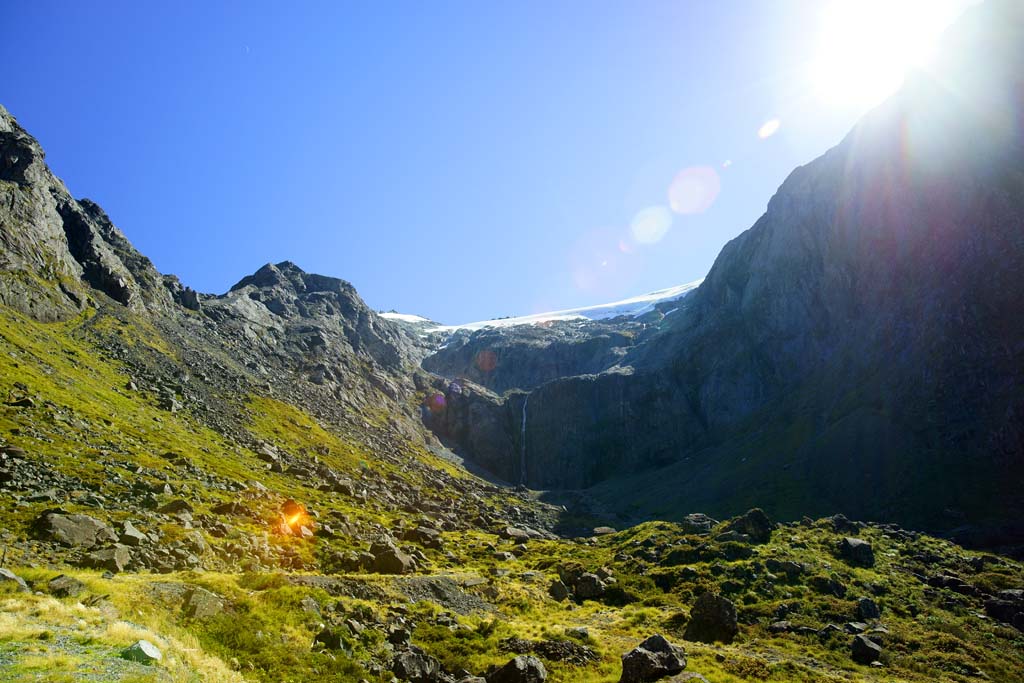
520;393;528;485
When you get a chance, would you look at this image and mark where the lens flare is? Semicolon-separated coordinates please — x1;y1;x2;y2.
629;205;673;244
568;227;641;295
758;119;781;139
668;167;721;215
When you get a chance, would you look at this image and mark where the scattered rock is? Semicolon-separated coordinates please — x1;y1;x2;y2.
120;521;148;546
370;539;416;574
33;511;117;548
851;634;882;664
721;508;773;544
122;640;162;665
548;580;570;602
683;593;738;644
183;586;225;619
47;574;84;597
0;568;29;592
488;655;547;683
392;650;442;683
838;538;875;568
619;634;687;683
855;597;881;621
83;544;132;573
158;499;193;515
575;573;606;600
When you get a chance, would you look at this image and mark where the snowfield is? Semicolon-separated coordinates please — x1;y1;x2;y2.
382;279;703;332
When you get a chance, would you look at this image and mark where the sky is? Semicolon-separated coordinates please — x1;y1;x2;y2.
2;1;972;323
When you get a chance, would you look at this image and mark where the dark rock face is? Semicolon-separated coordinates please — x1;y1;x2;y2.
419;1;1024;542
683;593;738;644
423;322;646;394
619;634;687;683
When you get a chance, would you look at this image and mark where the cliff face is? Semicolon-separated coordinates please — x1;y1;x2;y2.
422;1;1024;540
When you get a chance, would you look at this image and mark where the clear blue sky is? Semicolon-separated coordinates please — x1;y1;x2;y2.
1;1;966;323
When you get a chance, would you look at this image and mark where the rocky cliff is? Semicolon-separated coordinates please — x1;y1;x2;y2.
419;0;1024;544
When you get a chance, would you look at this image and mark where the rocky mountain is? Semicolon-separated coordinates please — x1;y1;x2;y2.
413;0;1024;548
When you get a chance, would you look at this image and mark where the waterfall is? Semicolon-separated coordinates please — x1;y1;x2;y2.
520;393;529;485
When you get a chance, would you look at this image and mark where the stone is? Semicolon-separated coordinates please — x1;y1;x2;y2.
83;544;132;573
619;634;687;683
370;539;416;574
683;593;738;644
574;573;606;600
679;514;717;535
122;640;162;664
0;568;29;592
548;580;570;602
158;499;193;515
313;626;347;650
392;650;442;683
851;634;882;664
183;586;225;619
33;511;117;548
855;597;881;621
721;508;773;544
47;574;84;597
501;526;531;542
120;521;148;546
488;655;547;683
838;538;875;567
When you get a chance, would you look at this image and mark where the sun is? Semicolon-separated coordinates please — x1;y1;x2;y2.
810;0;974;108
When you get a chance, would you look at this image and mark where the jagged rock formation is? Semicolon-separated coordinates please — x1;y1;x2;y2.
419;0;1024;545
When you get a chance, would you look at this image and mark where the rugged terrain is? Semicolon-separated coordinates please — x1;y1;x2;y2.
1;2;1024;682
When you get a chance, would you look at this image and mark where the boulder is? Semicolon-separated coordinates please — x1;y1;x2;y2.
548;580;570;602
0;568;29;592
158;499;193;515
679;514;717;535
575;573;606;600
619;634;687;682
721;508;773;544
683;593;738;644
855;597;881;621
122;640;162;664
838;538;875;567
33;511;117;548
83;544;132;573
393;650;442;683
851;634;882;664
47;574;84;598
370;539;416;574
488;655;547;683
183;586;225;619
120;521;148;546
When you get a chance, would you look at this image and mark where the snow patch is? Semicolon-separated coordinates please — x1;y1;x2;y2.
380;312;432;324
429;279;703;332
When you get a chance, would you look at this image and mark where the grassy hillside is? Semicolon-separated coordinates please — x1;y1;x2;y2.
1;306;1023;682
